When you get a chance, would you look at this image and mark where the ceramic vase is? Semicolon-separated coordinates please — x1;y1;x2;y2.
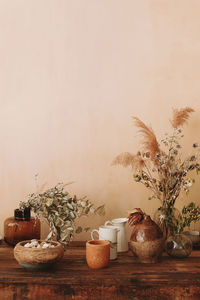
129;210;164;263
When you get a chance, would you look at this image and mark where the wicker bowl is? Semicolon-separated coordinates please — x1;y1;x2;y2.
14;240;64;269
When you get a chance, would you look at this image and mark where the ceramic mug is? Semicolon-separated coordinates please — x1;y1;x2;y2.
86;240;110;269
105;218;128;252
91;226;118;260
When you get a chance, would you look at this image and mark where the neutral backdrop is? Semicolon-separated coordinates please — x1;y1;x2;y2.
0;0;200;240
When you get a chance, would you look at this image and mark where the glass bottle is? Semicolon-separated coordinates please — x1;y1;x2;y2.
154;206;180;239
165;233;192;258
4;208;40;246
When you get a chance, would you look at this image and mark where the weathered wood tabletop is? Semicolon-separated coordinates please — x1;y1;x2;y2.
0;241;200;300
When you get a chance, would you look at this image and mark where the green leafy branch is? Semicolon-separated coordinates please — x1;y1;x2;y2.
19;183;105;248
164;202;200;234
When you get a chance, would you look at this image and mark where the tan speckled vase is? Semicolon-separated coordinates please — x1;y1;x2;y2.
86;240;110;269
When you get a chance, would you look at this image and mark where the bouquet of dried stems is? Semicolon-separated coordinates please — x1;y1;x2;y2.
113;107;200;234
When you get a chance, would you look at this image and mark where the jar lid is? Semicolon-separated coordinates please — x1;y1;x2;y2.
14;208;31;221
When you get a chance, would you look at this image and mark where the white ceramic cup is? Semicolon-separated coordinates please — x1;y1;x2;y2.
105;218;128;252
91;225;118;260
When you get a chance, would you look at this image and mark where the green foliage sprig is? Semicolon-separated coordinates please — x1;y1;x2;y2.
20;183;105;248
164;202;200;234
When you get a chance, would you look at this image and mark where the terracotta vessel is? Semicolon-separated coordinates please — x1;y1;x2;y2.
14;240;64;269
129;209;164;263
86;240;110;269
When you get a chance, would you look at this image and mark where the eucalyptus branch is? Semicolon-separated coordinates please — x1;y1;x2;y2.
20;183;105;248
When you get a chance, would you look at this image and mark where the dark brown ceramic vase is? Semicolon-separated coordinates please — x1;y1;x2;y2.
129;209;164;263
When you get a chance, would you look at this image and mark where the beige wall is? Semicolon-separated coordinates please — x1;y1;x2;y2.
0;0;200;240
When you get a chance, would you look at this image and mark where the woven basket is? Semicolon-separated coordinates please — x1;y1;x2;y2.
14;240;64;268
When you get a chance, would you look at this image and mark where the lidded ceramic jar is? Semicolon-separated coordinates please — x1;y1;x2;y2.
129;208;164;263
4;208;40;246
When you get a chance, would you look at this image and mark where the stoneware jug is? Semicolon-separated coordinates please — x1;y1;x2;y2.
105;218;128;252
129;208;164;263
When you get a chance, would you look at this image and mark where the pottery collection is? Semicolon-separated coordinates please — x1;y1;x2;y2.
2;207;199;270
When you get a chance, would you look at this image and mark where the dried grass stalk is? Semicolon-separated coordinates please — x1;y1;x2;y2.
170;107;194;128
112;152;145;171
132;117;160;163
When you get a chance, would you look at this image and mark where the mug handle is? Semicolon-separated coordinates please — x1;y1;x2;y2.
105;220;112;226
91;229;99;240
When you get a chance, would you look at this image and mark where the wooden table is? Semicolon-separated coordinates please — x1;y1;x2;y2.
0;241;200;300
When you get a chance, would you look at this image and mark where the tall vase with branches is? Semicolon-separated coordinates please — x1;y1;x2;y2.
113;107;200;237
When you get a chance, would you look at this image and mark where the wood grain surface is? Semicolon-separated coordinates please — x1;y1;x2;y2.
0;241;199;300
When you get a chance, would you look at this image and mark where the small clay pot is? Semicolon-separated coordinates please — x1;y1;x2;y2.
86;240;110;269
129;212;164;263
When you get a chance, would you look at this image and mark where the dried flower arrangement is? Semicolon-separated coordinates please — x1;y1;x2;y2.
112;107;200;235
20;183;105;248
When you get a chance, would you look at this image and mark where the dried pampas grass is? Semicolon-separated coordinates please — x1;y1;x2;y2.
112;152;145;171
170;107;194;128
132;117;160;163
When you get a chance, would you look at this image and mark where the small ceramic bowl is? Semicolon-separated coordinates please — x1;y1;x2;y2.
183;231;200;246
14;240;64;269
